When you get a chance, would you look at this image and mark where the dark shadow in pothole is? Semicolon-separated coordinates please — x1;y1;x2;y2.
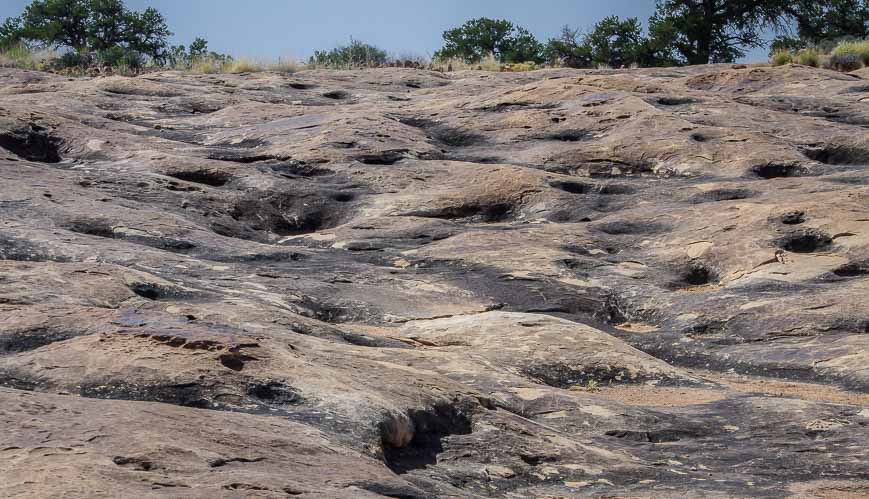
668;261;719;288
166;169;233;187
246;380;303;406
777;229;833;253
404;202;514;223
690;188;755;203
779;210;807;225
832;260;869;278
594;219;670;235
801;144;869;165
605;427;708;443
0;124;63;163
381;403;472;474
323;90;350;100
750;163;807;179
355;150;410;165
398;117;485;147
543;129;590;142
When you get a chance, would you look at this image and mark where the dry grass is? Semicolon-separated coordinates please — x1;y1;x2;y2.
772;41;866;72
771;50;793;66
432;53;540;72
832;40;869;66
796;48;819;67
189;56;302;74
0;44;57;70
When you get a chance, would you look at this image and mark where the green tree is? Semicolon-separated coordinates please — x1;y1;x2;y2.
125;7;171;62
585;16;647;67
774;0;869;51
8;0;173;63
86;0;126;51
543;26;592;68
648;0;791;64
0;17;24;49
188;37;208;60
21;0;91;51
435;18;543;63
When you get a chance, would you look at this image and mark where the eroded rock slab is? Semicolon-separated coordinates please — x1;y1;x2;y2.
1;63;868;497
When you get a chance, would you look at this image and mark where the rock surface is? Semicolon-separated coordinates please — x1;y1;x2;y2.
0;63;868;497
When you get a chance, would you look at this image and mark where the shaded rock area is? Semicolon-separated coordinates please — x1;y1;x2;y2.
0;63;868;497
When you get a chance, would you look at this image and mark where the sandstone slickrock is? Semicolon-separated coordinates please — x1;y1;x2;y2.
1;63;868;497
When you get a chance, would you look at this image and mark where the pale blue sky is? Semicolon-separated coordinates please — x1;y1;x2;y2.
1;0;771;62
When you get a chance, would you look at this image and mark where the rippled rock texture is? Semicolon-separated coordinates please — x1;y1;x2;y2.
1;64;868;497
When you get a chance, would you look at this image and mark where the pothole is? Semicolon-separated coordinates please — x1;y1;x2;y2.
672;261;719;287
207;152;290;164
405;202;514;223
594;220;670;235
654;96;699;106
605;427;708;443
832;260;869;278
543;129;590;142
690;188;755;203
64;218;115;238
777;229;833;253
166;169;233;187
381;403;473;474
246;381;302;406
779;210;807;225
228;191;351;237
398;117;484;147
0;123;63;163
801;144;869;165
750;163;807;179
355;150;411;165
322;90;350;100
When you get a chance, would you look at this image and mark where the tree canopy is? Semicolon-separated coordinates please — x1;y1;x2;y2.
647;0;792;65
437;1;868;68
3;0;173;62
434;18;543;63
774;0;869;51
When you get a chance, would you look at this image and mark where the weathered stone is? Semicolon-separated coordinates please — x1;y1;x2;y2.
0;64;867;497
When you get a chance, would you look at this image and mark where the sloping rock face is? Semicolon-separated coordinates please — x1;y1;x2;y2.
0;64;868;497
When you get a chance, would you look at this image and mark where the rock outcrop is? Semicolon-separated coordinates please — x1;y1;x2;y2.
1;63;868;497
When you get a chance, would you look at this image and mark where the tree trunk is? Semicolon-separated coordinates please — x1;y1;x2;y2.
695;0;715;64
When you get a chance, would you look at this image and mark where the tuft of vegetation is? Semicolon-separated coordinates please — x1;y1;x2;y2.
796;48;820;67
771;50;793;66
832;39;869;66
309;38;388;68
0;43;56;70
830;52;864;71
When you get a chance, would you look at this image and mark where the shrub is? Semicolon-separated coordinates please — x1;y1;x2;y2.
55;51;93;69
506;61;538;72
225;57;262;73
830;53;863;71
0;43;56;70
309;38;388;68
190;58;219;74
97;46;144;69
771;50;793;66
832;40;869;66
796;48;819;67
